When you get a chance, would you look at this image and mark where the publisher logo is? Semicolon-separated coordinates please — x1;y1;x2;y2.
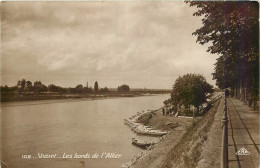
236;148;250;155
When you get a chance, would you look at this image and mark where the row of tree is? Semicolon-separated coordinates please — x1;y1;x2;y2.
16;79;48;93
187;1;259;107
1;79;131;94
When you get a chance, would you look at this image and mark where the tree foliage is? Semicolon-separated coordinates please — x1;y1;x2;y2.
171;74;213;112
16;79;47;93
94;81;99;92
0;85;17;93
75;84;84;93
117;84;130;92
100;87;109;93
187;1;259;106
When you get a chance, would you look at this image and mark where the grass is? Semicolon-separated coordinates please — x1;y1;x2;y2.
159;100;220;168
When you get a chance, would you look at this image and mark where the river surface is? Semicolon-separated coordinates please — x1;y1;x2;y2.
1;94;169;168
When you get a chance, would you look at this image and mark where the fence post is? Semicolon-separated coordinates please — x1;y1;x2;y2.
221;95;229;168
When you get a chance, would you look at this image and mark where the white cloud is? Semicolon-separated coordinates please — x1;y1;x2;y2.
1;2;217;88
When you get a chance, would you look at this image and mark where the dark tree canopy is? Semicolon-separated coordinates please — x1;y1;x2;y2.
188;1;258;57
100;87;109;93
14;79;48;93
187;1;259;107
171;74;214;112
94;81;99;92
75;84;84;93
48;84;66;93
117;84;130;92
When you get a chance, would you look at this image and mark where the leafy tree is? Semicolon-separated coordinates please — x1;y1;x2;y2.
187;1;258;56
187;1;259;106
76;84;83;89
83;86;93;94
25;81;33;92
87;87;93;93
100;87;109;93
33;81;42;94
118;84;130;92
48;84;59;92
33;81;42;87
16;79;26;93
17;80;21;88
75;84;84;93
0;85;9;93
94;81;99;92
38;84;47;93
26;81;32;87
104;87;108;92
20;79;26;92
9;86;18;93
212;55;236;89
171;74;213;113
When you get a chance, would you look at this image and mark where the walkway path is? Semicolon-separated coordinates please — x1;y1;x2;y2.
227;98;259;168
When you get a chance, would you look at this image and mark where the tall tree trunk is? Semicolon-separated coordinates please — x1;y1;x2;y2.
239;80;242;100
244;79;247;104
242;80;245;103
237;81;240;99
234;83;238;99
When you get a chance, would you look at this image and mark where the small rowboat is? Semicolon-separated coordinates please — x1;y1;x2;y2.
135;129;167;136
132;138;153;149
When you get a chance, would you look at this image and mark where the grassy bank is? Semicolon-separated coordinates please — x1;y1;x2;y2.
131;99;221;168
160;100;220;168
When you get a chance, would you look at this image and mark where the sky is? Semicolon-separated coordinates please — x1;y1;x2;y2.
1;1;219;89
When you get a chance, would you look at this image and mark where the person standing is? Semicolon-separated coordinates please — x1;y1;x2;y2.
225;89;229;97
162;108;165;115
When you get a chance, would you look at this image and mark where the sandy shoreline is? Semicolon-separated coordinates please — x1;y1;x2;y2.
121;108;195;168
123;99;222;168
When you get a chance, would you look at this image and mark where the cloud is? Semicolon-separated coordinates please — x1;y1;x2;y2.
1;1;217;88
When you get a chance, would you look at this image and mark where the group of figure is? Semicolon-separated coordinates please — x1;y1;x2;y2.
162;106;175;116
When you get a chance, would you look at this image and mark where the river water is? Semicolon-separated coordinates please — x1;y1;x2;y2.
1;94;169;168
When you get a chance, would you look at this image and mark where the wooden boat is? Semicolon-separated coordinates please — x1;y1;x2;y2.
135;129;167;136
124;117;167;136
146;130;167;136
132;138;153;148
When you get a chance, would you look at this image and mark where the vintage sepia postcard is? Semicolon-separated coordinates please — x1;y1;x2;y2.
0;1;259;168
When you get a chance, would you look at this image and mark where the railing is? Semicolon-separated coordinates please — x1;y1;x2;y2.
221;95;229;168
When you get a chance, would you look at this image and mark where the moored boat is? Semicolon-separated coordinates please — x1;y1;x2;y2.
135;129;167;136
132;138;153;148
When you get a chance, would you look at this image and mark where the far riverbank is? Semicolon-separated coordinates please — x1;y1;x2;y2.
1;91;170;103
